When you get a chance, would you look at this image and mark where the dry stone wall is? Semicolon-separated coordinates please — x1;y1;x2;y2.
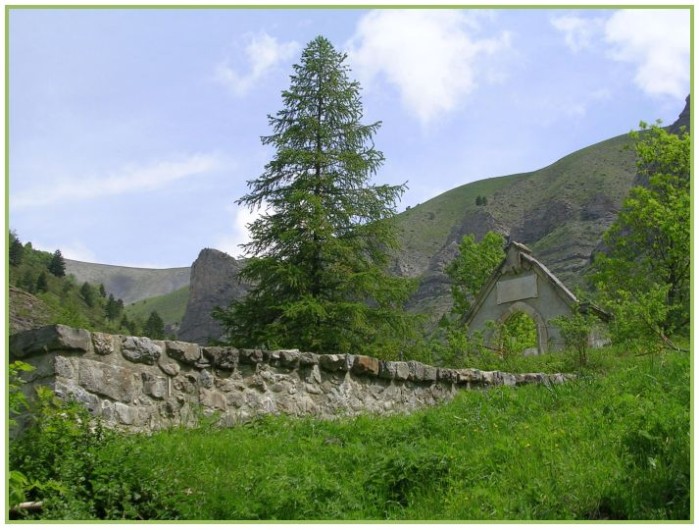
10;325;572;433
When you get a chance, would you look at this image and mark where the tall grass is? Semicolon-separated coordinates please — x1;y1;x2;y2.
10;347;690;521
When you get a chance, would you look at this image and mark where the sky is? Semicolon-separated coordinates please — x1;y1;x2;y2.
7;4;692;269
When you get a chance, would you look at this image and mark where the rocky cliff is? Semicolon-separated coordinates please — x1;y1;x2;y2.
177;249;252;344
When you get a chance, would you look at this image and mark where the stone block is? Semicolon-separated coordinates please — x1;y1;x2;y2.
437;368;458;384
422;365;438;382
53;355;75;379
239;349;264;365
115;402;136;425
142;373;168;399
203;347;239;370
198;369;215;389
407;361;426;381
378;361;396;380
393;362;410;381
158;358;180;377
92;332;116;356
298;352;319;366
10;325;92;359
278;349;300;368
199;388;227;411
351;355;380;376
78;360;139;403
319;354;348;372
122;337;161;365
166;341;201;365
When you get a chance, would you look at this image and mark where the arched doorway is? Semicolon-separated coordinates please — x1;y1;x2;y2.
495;301;549;355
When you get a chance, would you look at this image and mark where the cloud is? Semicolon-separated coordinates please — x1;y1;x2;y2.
12;153;222;210
215;32;299;96
551;15;605;52
215;202;269;259
604;9;690;99
347;10;511;125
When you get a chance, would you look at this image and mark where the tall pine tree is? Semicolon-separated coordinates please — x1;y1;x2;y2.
214;36;416;357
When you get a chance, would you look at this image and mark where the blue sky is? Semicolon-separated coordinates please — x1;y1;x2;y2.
8;6;691;268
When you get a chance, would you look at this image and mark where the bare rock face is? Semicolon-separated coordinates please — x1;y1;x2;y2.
177;249;252;345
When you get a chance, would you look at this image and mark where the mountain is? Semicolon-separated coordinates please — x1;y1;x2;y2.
58;97;689;345
177;96;689;343
64;259;190;304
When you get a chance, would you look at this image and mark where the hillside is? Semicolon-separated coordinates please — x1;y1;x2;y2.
64;259;190;304
52;97;689;343
397;131;639;317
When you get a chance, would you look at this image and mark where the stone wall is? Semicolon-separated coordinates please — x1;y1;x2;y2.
9;325;572;433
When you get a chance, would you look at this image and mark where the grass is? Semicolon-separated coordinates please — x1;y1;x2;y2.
125;285;190;328
11;345;690;521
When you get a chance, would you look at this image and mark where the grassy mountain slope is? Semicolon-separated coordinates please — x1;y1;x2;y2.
125;285;190;332
394;132;639;318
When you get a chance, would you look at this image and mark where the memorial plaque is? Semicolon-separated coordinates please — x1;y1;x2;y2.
497;274;538;304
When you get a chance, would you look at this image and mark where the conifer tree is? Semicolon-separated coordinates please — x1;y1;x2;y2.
214;36;416;356
48;249;66;277
9;231;24;267
143;311;165;340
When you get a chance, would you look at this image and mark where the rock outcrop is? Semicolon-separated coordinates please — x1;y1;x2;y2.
177;249;252;344
10;325;574;433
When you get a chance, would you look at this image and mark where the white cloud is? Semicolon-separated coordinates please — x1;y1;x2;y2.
12;153;221;210
604;10;690;98
347;10;511;125
215;32;299;97
551;15;605;52
215;202;269;259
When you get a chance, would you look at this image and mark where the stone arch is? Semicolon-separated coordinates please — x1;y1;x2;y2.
495;300;549;354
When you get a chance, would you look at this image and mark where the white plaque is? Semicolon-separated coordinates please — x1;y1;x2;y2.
496;275;538;304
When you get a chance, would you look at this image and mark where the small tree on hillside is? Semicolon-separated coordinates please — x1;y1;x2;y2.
35;272;49;293
143;311;165;340
9;231;24;267
214;35;416;357
79;282;95;308
48;250;66;278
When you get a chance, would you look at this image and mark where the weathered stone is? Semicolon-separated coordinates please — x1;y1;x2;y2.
122;337;161;365
278;349;300;368
299;351;319;366
157;358;180;377
142;373;168;399
394;362;410;381
54;355;75;379
199;369;215;389
115;402;136;425
166;341;201;365
319;354;348;372
10;324;92;358
352;355;380;376
502;373;517;387
205;347;239;370
422;365;438;382
199;388;227;411
379;361;396;380
78;360;139;403
239;349;264;365
437;368;458;384
92;332;116;356
407;361;427;381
